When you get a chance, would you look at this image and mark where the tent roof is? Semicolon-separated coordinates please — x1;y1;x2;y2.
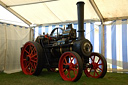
0;5;28;27
0;0;128;26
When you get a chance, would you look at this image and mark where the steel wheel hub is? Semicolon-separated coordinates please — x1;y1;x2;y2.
65;63;75;70
92;63;98;69
65;65;69;69
26;56;31;61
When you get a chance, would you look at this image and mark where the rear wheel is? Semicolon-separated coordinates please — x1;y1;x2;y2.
84;52;107;78
20;41;44;75
59;51;83;82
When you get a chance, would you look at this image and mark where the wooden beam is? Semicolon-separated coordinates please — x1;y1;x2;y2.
0;1;32;26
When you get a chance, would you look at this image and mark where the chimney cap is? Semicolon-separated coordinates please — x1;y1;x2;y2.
76;1;85;5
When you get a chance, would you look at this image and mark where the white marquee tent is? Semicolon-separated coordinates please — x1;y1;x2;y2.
1;0;128;25
0;0;128;73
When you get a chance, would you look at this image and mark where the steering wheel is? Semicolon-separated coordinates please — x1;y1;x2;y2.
50;27;64;37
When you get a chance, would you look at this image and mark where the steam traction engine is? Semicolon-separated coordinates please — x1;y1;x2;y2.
20;2;107;82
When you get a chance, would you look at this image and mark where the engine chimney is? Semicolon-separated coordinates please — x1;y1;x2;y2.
76;1;85;40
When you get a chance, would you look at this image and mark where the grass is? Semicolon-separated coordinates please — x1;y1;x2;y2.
0;70;128;85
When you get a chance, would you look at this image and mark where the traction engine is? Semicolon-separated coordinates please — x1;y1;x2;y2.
20;1;107;82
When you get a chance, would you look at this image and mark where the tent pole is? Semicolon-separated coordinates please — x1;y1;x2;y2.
101;22;105;56
89;0;105;56
29;27;34;41
89;0;104;22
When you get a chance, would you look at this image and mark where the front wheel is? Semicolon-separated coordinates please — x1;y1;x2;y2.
84;52;107;78
59;51;83;82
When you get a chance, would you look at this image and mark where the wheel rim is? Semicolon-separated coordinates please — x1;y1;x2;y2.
84;53;104;78
59;52;79;81
21;42;38;75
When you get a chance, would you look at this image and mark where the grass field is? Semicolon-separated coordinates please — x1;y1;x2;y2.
0;70;128;85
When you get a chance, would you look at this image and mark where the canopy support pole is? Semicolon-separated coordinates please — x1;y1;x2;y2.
89;0;105;56
101;23;105;56
89;0;104;22
0;1;32;26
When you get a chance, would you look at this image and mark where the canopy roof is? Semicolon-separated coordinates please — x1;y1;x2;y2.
0;0;128;26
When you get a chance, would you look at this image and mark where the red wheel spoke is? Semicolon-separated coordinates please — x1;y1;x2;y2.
93;69;96;76
29;45;32;53
97;58;100;63
63;63;66;65
70;56;75;63
31;48;35;55
63;68;66;72
95;71;100;76
66;72;69;77
31;62;35;69
89;68;92;73
31;60;37;63
98;67;103;71
64;58;68;64
71;58;74;63
73;70;76;77
25;50;30;54
31;57;37;61
69;55;72;63
72;68;78;71
34;63;37;69
30;64;33;73
68;70;71;78
74;62;78;66
25;63;30;70
31;53;37;58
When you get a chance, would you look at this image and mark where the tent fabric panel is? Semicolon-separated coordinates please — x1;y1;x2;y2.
0;0;53;6
0;23;31;73
95;0;128;18
105;20;128;72
4;25;30;73
9;0;99;24
46;0;99;22
0;24;6;71
1;0;128;25
11;3;61;24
